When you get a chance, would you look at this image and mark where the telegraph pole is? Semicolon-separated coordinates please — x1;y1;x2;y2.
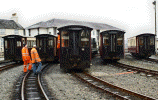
153;0;157;55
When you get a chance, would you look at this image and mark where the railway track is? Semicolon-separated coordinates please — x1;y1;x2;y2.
0;60;12;64
73;72;156;100
126;53;158;64
0;62;19;72
111;62;158;77
144;58;158;63
21;63;54;100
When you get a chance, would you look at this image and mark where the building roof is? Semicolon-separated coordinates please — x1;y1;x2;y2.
0;19;24;30
26;18;125;31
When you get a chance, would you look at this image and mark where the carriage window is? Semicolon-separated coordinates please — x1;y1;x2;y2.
103;34;109;45
29;41;30;47
81;30;89;47
27;41;31;48
27;41;29;47
23;40;25;45
31;41;33;47
40;39;42;47
139;37;143;45
48;38;54;47
32;41;34;47
5;40;8;48
150;36;154;45
117;34;123;45
54;38;56;48
61;31;69;47
17;41;21;47
33;41;36;46
34;41;36;45
37;39;39;47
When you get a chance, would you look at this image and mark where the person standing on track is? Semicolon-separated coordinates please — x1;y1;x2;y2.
31;45;42;75
21;44;32;73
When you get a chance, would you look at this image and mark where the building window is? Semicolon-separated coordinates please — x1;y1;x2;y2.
15;29;18;35
29;29;31;36
0;29;5;35
54;27;57;35
1;38;3;47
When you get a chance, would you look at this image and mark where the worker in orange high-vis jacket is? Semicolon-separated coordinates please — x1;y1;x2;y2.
57;34;60;60
57;34;60;49
21;44;32;72
31;45;42;75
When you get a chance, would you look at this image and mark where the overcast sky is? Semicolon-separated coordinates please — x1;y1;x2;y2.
0;0;157;39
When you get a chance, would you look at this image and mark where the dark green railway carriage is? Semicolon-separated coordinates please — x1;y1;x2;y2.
35;34;58;62
99;30;125;61
58;25;93;70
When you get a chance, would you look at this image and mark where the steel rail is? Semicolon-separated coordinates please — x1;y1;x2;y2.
73;72;130;100
84;72;156;100
0;62;17;72
0;60;12;64
21;63;50;100
113;62;158;76
37;64;49;100
21;71;30;100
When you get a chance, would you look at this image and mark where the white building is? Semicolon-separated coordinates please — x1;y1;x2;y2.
26;18;124;50
0;13;24;53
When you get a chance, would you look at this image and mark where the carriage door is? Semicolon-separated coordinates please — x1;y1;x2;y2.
110;34;116;52
41;37;47;56
48;37;54;59
10;39;14;55
16;38;22;60
72;31;79;55
80;30;90;61
60;31;70;65
8;38;15;59
144;36;150;50
40;37;47;58
139;36;144;53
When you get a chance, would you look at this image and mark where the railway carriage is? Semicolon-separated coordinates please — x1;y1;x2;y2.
3;35;35;61
99;30;125;61
128;33;155;58
35;34;58;62
57;25;93;70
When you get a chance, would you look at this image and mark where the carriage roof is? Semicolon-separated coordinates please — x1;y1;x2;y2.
2;35;23;39
57;25;93;31
35;34;57;38
136;33;155;37
100;30;125;35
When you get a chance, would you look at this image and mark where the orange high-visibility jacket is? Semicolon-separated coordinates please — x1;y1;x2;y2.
31;48;41;63
57;35;60;49
22;47;31;61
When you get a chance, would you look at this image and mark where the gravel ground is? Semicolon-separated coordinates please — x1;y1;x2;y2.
88;56;158;99
1;55;157;99
43;63;115;100
150;55;158;59
120;54;158;71
0;65;23;100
